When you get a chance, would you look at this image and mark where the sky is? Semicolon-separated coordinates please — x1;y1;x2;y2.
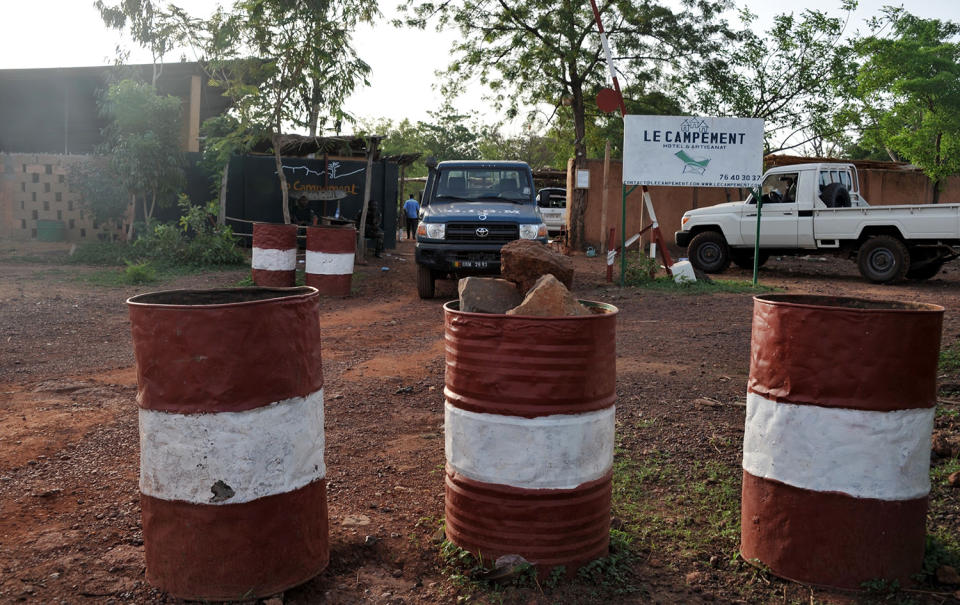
2;0;960;133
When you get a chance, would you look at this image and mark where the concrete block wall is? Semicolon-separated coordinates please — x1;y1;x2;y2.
0;153;122;242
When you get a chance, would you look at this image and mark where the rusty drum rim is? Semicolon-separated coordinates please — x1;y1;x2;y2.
443;299;619;319
126;286;318;309
754;293;943;314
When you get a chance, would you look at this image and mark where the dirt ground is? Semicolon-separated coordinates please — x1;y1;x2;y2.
1;240;959;604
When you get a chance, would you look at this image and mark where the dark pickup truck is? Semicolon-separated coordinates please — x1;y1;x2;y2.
415;160;548;298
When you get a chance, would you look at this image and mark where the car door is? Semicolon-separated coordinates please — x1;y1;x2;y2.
740;172;800;247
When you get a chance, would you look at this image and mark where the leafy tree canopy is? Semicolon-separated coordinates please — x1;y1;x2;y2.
399;0;732;247
855;7;960;201
687;1;858;155
98;79;184;234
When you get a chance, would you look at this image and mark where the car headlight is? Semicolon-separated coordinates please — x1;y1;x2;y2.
519;223;547;239
417;222;445;239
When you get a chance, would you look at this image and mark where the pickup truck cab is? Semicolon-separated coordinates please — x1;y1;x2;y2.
675;162;960;283
415;160;548;298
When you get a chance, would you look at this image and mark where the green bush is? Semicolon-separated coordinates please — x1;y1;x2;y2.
621;253;661;286
70;196;246;270
123;260;157;284
67;241;129;266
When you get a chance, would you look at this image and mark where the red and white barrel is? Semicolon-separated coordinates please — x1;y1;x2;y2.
252;222;298;287
442;300;617;573
305;226;356;296
127;287;328;600
741;294;943;589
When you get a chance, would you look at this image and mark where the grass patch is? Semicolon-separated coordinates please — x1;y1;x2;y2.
632;277;776;295
940;341;960;373
931;457;960;485
619;254;775;294
612;447;741;559
77;259;242;288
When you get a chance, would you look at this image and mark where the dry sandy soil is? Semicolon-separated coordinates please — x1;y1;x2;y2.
1;239;959;604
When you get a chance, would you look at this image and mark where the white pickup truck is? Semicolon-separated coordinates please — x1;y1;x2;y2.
674;162;960;283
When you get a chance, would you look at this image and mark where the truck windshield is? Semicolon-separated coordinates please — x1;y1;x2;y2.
434;168;533;203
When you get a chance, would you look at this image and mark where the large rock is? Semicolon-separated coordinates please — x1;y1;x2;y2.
458;277;523;314
500;240;574;293
506;274;591;317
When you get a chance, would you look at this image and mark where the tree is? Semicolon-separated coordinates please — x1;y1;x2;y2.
855;8;960;203
96;0;187;85
99;79;184;239
687;3;858;155
400;0;731;249
191;0;378;223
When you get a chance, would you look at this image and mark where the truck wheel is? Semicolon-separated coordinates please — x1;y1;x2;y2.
417;265;436;299
688;231;730;273
857;235;910;283
731;250;769;270
907;261;943;280
820;183;851;208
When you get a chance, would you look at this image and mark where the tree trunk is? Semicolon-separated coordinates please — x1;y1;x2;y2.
126;194;136;241
145;189;156;226
356;137;378;263
218;162;229;226
308;80;321;138
273;133;291;224
933;179;942;205
567;79;588;250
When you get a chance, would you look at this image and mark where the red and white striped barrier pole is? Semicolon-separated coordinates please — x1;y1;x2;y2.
442;300;618;573
127;287;328;600
305;226;356;297
741;294;943;589
252;222;298;287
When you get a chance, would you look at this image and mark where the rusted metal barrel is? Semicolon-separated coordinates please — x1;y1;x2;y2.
252;222;297;286
742;294;943;589
127;287;328;600
442;300;618;572
305;226;356;296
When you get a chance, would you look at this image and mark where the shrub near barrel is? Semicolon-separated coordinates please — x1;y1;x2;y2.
127;287;328;600
741;294;943;589
442;300;617;572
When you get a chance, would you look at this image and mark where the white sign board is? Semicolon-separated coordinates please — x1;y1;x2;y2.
576;169;590;189
623;115;764;188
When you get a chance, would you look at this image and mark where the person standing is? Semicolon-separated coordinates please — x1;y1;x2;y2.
402;194;420;240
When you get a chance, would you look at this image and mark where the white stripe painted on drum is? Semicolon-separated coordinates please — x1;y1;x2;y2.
444;402;614;490
742;392;933;501
251;247;297;271
139;389;325;505
305;250;354;275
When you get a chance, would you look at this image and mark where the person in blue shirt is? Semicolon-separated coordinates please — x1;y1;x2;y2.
402;194;420;240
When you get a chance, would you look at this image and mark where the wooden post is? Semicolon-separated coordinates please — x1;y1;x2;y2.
600;141;611;253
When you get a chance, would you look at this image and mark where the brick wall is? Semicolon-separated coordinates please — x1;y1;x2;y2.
0;153;123;242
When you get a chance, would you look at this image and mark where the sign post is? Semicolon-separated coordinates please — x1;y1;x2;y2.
622;115;764;283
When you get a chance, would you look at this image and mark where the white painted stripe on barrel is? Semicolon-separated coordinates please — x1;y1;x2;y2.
444;402;614;490
742;392;933;501
139;389;325;505
306;251;354;276
251;247;297;271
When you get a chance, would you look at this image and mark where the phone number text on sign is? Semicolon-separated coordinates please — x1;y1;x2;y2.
719;174;762;182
